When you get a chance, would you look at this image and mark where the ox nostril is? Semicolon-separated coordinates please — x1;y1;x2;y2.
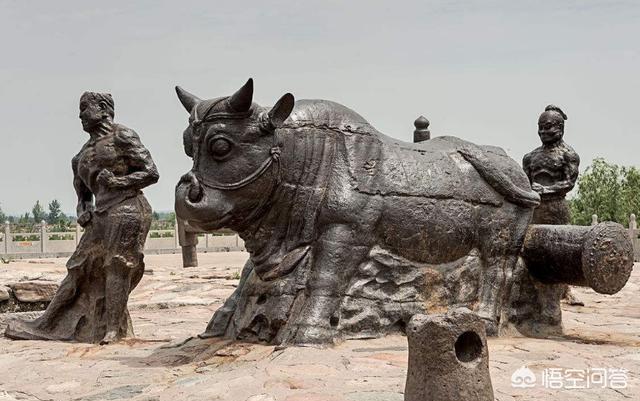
179;171;204;203
188;183;203;203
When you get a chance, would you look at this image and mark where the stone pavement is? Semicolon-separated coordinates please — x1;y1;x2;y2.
0;253;638;400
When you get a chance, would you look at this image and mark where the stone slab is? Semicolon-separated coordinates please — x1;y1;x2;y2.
0;286;10;302
8;281;58;302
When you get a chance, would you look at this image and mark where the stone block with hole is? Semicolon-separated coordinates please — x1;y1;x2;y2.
405;308;494;401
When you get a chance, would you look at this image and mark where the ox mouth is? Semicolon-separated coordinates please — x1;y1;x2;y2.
175;182;235;232
182;215;232;232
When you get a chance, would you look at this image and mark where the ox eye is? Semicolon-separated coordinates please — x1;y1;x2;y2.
208;137;233;159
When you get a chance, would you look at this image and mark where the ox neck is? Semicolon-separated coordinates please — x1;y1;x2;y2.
235;126;335;271
236;183;289;265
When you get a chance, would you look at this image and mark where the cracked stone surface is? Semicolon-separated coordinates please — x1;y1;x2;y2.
0;253;638;400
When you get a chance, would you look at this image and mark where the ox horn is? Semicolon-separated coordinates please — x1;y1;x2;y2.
175;86;201;113
228;78;254;112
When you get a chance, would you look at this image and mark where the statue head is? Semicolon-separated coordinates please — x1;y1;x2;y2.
174;79;295;232
537;105;567;145
79;92;114;133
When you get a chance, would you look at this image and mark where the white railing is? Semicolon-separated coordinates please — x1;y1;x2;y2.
4;215;637;260
1;220;244;258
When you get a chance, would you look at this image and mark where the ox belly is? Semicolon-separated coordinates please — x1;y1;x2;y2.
376;197;479;264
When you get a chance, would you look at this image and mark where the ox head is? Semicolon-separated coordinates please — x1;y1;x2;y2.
175;79;295;232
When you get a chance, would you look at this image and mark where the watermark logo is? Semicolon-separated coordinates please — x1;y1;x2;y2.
511;366;537;388
510;367;628;389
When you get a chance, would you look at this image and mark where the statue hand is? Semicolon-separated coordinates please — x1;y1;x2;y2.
77;211;92;227
96;169;116;188
531;182;544;193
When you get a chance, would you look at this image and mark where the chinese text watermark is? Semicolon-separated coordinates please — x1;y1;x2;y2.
511;366;628;389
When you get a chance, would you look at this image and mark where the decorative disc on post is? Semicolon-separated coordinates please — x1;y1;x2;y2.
582;222;634;295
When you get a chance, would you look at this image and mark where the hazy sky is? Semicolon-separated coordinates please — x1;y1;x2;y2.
1;0;639;215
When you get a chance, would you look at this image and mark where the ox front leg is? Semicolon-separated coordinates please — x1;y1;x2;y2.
200;259;254;338
292;224;370;344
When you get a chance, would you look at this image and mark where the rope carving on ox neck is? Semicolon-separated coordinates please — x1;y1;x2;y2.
198;146;281;190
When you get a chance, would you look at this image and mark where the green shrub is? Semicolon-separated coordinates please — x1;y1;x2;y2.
13;234;39;242
49;234;74;240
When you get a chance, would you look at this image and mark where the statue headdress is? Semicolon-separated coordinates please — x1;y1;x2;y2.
541;104;567;125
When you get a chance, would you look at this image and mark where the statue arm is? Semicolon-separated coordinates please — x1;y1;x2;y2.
522;153;533;183
564;150;580;189
523;152;547;194
72;157;94;226
544;150;580;194
103;128;159;190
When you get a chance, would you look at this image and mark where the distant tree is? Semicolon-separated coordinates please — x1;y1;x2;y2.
32;201;47;223
0;204;6;222
619;167;640;225
52;217;70;232
19;212;31;224
47;200;63;224
152;211;160;221
569;159;640;226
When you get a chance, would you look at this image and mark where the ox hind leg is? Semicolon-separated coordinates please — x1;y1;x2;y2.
476;204;530;336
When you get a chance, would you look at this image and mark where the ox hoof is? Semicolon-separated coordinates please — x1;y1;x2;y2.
292;325;338;345
100;331;119;345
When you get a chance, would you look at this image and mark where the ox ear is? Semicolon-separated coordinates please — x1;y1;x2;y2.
228;78;253;112
175;86;201;113
268;93;295;128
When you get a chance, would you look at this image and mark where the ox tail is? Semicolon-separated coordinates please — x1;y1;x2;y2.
457;147;541;208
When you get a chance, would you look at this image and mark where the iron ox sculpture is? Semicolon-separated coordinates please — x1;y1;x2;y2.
174;79;633;345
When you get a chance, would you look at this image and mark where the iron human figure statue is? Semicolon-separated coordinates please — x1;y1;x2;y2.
522;104;582;306
523;105;579;225
5;92;159;344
